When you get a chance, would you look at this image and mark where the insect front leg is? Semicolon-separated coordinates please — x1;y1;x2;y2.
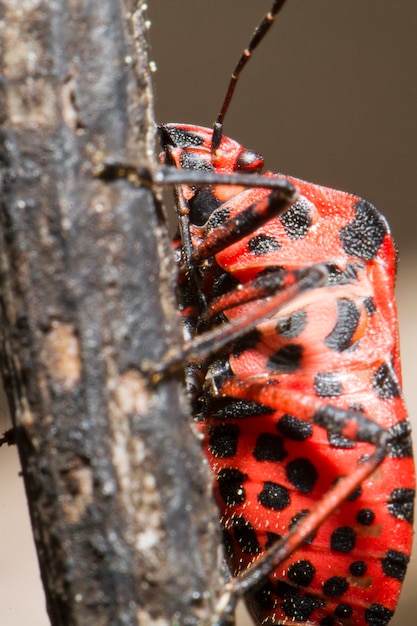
145;264;328;379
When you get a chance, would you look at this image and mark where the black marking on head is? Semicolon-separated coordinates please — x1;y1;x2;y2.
276;310;307;338
231;515;261;554
217;468;247;506
208;424;240;458
387;488;415;524
289;510;317;544
248;233;282;255
356;508;375;526
253;433;288;462
349;560;367;577
267;344;303;372
287;559;316;588
314;372;343;397
334;603;353;619
387;421;413;458
236;149;264;172
325;298;361;352
364;296;377;316
323;576;349;598
286;458;318;494
159;126;204;148
381;549;409;582
330;526;356;553
180;151;213;172
258;481;291;511
364;603;394;626
372;363;401;399
319;617;335;626
276;582;324;621
189;188;223;226
339;200;388;260
277;414;313;441
280;199;312;239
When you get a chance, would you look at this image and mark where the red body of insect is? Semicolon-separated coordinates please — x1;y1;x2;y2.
160;123;415;626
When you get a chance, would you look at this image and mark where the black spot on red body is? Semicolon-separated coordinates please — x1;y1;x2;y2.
349;560;367;577
258;481;291;511
287;559;316;587
231;329;262;357
334;603;353;618
279;199;312;239
387;421;413;458
364;603;394;626
387;488;415;524
180;151;213;172
276;310;307;338
330;526;356;553
286;458;318;494
381;549;409;582
248;233;282;255
364;296;377;316
323;576;349;597
267;344;303;372
289;510;317;544
339;199;388;260
276;581;324;621
217;468;247;506
346;484;362;501
265;531;282;549
253;433;288;462
208;397;274;421
325;298;361;352
372;363;401;399
249;581;275;612
222;529;234;560
314;372;343;397
231;515;261;554
277;414;313;441
209;424;240;458
357;508;375;526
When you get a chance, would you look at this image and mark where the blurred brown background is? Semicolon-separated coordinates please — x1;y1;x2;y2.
0;1;416;624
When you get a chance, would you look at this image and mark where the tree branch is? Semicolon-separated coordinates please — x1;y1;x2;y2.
0;1;223;624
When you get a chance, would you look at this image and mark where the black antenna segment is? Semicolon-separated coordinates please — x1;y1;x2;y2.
212;0;288;152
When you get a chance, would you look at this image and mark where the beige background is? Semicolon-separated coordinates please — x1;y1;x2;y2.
0;1;416;624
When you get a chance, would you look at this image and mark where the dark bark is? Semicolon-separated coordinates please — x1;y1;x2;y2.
0;1;223;625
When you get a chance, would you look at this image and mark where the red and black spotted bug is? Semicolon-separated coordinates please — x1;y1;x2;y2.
158;1;415;625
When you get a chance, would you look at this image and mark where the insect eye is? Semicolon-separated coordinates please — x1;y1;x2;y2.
236;149;264;173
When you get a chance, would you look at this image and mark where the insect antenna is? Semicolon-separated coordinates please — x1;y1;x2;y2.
212;0;288;152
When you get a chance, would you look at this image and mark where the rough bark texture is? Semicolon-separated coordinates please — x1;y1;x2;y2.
0;1;223;625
